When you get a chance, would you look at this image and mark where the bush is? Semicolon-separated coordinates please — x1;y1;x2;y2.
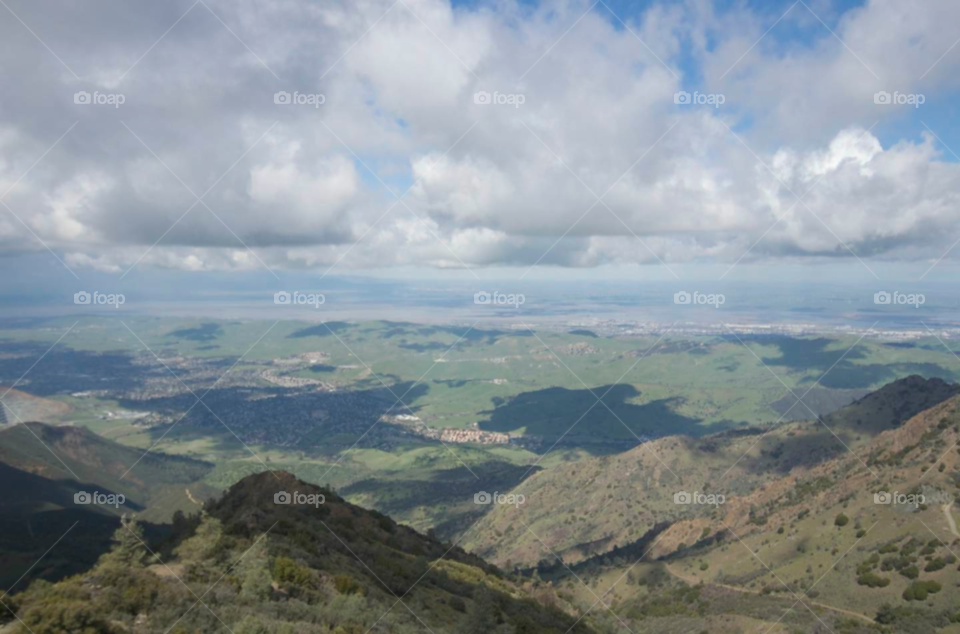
334;574;365;596
924;558;948;572
834;514;850;527
857;572;890;588
274;556;312;588
903;580;942;601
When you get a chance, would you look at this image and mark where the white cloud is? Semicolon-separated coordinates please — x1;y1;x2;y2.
0;0;958;277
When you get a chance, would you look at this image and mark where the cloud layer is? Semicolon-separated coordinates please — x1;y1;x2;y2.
1;0;959;277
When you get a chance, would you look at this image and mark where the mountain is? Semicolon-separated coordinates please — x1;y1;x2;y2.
514;383;960;632
0;461;125;593
824;374;960;439
0;422;216;591
463;376;960;568
0;422;216;522
3;471;598;634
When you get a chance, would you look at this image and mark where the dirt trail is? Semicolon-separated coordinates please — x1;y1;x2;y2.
943;503;959;539
185;489;202;507
664;563;876;625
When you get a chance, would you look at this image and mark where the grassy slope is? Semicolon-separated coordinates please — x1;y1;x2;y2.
0;422;215;522
638;392;960;631
465;376;960;568
4;471;599;634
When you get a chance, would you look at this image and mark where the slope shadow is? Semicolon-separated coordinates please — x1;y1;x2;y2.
340;462;539;537
287;322;353;338
479;384;721;448
728;335;955;389
167;322;223;342
0;462;161;593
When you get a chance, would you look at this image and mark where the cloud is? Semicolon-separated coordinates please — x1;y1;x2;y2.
0;0;958;277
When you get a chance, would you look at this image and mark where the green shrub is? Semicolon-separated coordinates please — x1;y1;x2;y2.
856;572;890;588
333;574;365;596
273;556;312;588
903;580;942;601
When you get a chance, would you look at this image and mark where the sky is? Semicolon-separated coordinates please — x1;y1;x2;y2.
1;0;959;297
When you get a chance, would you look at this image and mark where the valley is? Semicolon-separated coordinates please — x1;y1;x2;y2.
1;316;959;632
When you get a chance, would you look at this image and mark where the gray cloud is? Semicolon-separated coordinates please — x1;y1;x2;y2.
0;0;958;277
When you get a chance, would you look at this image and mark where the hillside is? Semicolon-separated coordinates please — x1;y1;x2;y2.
0;422;216;591
0;422;216;521
550;390;960;632
3;471;598;634
464;376;959;567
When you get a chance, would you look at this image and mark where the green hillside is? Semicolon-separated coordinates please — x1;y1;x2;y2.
3;471;598;634
0;423;216;522
464;376;960;567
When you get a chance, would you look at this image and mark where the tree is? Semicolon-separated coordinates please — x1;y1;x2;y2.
834;513;849;528
462;587;500;634
107;515;148;568
238;540;272;600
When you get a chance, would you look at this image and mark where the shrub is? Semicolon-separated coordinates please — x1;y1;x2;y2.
834;514;850;528
857;572;890;588
333;574;365;596
273;556;312;588
924;558;947;572
903;580;942;601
